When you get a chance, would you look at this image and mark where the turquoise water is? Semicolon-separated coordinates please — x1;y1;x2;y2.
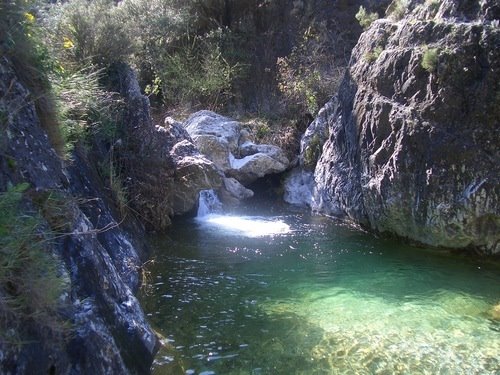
140;206;500;375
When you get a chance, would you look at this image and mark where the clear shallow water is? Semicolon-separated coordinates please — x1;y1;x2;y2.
140;206;500;375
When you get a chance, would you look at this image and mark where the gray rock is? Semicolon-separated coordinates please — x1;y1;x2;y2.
309;0;500;254
283;168;314;207
183;111;240;172
0;57;158;373
239;141;289;166
183;111;290;186
228;152;288;184
299;100;334;170
116;66;222;229
223;177;254;200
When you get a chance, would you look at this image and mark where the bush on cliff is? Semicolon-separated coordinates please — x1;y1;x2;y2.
0;184;67;346
0;0;65;155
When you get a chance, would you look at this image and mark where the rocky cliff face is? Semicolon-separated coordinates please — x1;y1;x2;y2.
0;58;158;373
114;65;222;229
307;0;500;254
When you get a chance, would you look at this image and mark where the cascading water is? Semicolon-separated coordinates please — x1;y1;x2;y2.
196;190;290;237
197;189;223;217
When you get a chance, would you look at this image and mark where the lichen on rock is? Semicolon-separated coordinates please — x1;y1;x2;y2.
299;0;500;254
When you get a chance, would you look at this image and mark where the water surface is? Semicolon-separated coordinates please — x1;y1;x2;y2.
140;206;500;374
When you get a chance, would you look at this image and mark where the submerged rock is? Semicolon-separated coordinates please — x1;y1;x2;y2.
305;0;500;254
490;303;500;321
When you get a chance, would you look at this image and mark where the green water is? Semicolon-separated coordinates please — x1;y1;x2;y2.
140;207;500;375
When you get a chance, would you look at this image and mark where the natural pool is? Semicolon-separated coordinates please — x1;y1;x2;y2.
140;204;500;375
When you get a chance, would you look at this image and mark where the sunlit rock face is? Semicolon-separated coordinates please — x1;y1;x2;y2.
183;111;290;186
310;0;500;254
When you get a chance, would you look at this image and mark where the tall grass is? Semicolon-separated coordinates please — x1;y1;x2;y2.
0;184;67;346
0;0;65;155
52;67;123;156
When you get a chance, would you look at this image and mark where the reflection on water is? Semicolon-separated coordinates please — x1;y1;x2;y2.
196;214;291;237
140;208;500;375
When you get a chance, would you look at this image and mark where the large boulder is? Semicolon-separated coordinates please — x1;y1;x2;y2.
308;0;500;254
183;111;290;185
183;110;240;171
228;151;288;184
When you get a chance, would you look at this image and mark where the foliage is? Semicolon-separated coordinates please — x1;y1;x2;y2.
44;0;134;69
277;22;344;117
0;184;67;346
51;67;123;156
0;0;65;155
421;46;439;73
155;30;241;109
364;46;384;63
355;6;379;29
387;0;409;21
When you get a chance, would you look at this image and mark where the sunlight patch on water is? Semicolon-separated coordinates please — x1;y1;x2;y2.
196;214;291;237
262;287;500;374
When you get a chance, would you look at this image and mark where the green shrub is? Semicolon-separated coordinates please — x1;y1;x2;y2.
155;29;241;109
277;22;344;117
0;184;67;346
364;46;384;62
44;0;134;69
52;67;123;156
386;0;409;21
421;46;439;73
355;6;379;29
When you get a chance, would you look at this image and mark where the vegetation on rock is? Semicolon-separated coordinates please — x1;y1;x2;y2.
421;46;439;73
355;6;379;29
0;184;67;346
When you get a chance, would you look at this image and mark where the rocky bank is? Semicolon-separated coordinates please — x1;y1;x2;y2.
0;58;159;373
289;0;500;254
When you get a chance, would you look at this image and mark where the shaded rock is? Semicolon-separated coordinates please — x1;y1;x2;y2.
115;66;222;229
0;57;158;373
223;177;254;200
309;0;500;254
300;100;334;170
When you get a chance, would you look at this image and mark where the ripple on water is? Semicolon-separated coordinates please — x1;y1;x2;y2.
143;211;500;375
262;287;500;374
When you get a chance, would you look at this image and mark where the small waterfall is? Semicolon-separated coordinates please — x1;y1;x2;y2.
197;189;223;217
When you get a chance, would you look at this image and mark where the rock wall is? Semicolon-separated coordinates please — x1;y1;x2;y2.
114;65;222;229
0;58;158;373
309;0;500;254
